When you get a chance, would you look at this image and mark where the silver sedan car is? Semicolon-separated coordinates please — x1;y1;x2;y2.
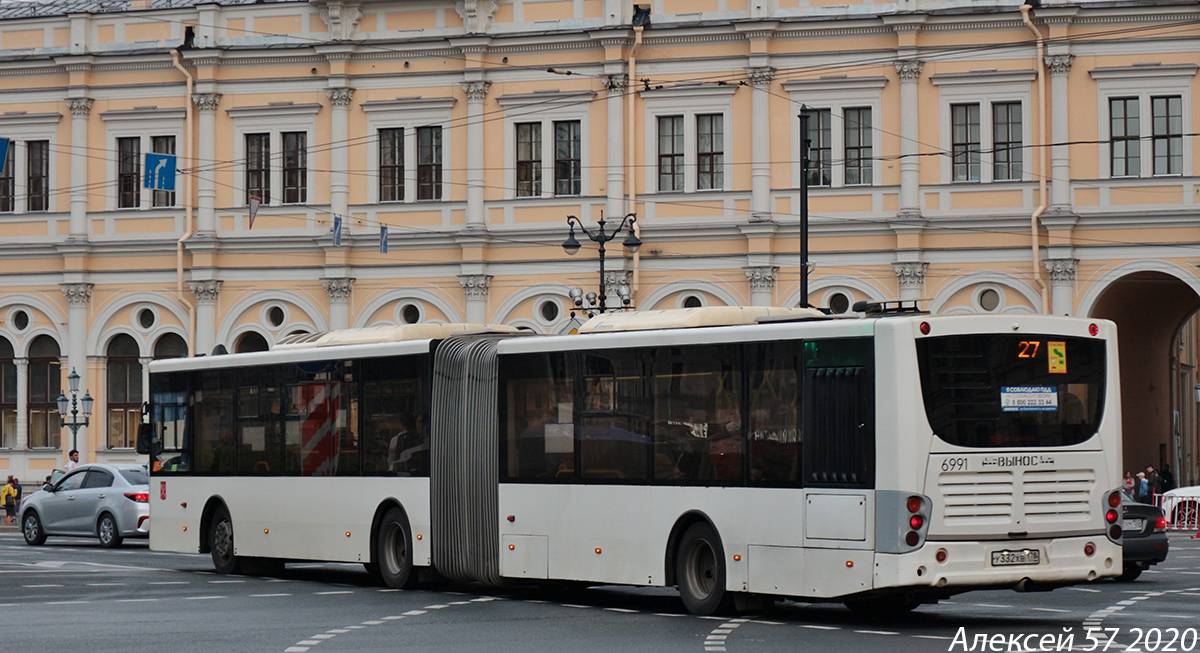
20;463;150;548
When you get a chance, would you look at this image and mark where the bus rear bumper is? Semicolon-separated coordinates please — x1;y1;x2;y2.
874;535;1122;592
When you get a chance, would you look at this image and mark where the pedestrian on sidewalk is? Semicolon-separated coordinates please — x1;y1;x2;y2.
1;476;17;526
64;449;79;471
12;476;21;514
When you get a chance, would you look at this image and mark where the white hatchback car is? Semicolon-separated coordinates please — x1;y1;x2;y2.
20;463;150;548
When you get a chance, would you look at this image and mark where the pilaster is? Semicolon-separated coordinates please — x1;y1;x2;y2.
66;97;92;239
744;266;779;307
747;66;775;223
459;274;492;323
893;262;928;300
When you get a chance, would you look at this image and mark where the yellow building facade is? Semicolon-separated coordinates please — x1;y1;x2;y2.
0;0;1196;482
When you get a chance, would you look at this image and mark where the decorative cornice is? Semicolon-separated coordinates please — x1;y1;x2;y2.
1045;54;1074;77
1045;258;1078;286
744;266;779;291
325;87;355;108
745;67;774;89
188;280;222;304
459;274;492;299
321;277;355;302
192;93;221;113
455;0;498;34
893;262;928;290
894;60;923;83
66;97;92;117
602;74;628;96
60;283;92;307
461;80;491;102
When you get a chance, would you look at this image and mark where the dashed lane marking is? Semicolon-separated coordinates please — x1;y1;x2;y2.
314;591;353;595
251;593;292;598
1030;607;1072;613
184;596;224;600
854;630;899;636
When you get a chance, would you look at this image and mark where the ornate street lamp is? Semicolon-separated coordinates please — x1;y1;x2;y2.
562;212;641;315
56;368;93;455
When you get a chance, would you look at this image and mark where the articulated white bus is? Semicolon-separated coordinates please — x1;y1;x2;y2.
144;304;1123;614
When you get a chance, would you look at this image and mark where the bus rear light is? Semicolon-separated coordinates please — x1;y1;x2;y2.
1084;543;1095;557
1107;491;1122;508
906;496;922;513
124;492;149;503
909;514;924;530
919;322;931;335
1109;524;1122;540
1089;323;1099;336
935;549;947;563
905;531;920;547
1105;509;1118;524
1155;516;1168;532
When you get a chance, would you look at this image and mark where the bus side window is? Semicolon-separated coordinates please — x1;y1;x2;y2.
651;344;741;485
748;341;803;487
499;352;573;481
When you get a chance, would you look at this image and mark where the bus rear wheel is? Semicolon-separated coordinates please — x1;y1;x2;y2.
376;507;415;589
210;505;241;575
676;522;733;615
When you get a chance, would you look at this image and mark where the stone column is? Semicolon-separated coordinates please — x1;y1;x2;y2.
189;280;222;356
322;277;355;330
893;262;928;300
744;266;779;307
462;81;491;230
747;67;774;222
66;98;93;239
458;274;492;323
60;283;91;461
326;88;355;221
894;60;923;218
14;358;27;450
602;74;626;220
1045;54;1074;213
1045;258;1077;316
192;93;222;233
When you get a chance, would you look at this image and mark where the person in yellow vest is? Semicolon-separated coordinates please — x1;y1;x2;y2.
1;476;17;526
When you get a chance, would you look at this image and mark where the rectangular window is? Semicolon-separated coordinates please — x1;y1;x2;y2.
245;133;270;204
843;107;873;186
151;135;176;207
0;143;12;213
416;126;442;201
28;357;60;449
281;131;306;204
652;344;742;484
499;353;576;482
107;359;142;449
1110;97;1140;178
658;115;684;192
0;358;15;449
803;109;832;187
362;355;429;477
696;114;724;191
117;137;141;208
26;140;48;212
748;341;802;487
992;102;1023;181
515;122;542;197
951;103;981;182
378;128;404;202
553;120;581;196
1152;95;1183;176
803;338;875;487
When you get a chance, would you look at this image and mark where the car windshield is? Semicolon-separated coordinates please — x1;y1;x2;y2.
119;469;149;485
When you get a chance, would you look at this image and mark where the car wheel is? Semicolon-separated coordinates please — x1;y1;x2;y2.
376;507;415;589
98;513;123;549
210;505;241;575
22;511;46;546
1116;564;1143;582
676;522;735;615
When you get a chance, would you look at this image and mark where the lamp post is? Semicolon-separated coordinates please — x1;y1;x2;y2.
798;105;813;308
56;368;93;455
562;213;641;315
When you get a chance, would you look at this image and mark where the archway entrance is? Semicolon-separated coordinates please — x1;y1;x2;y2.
1090;271;1200;487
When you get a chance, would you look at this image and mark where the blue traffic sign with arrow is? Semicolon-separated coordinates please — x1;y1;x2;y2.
144;153;176;191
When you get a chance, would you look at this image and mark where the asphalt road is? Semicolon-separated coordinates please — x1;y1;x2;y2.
2;529;1200;652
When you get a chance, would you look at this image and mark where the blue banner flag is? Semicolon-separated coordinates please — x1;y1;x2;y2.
143;153;177;191
0;138;9;173
380;225;388;253
332;216;342;246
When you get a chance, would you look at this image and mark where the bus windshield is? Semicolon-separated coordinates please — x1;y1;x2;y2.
916;334;1105;448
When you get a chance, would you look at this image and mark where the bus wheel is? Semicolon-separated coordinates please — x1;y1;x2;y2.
377;507;415;589
676;522;733;615
210;505;241;575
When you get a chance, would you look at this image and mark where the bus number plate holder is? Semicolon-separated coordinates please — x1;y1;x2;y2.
991;549;1040;566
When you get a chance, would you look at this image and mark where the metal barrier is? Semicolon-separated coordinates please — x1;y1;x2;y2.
1154;494;1200;532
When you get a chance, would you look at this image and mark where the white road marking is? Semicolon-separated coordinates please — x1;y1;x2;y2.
209;580;245;584
913;635;954;641
315;591;353;595
283;648;309;652
605;607;638;613
116;598;159;603
86;583;125;587
973;603;1011;608
1069;587;1102;593
801;625;840;630
251;593;291;598
310;635;335;640
44;600;87;605
402;610;426;616
1030;607;1072;613
361;621;385;625
149;581;189;585
23;584;63;588
184;596;224;600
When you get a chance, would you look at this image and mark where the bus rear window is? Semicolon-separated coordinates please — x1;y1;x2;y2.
916;334;1105;448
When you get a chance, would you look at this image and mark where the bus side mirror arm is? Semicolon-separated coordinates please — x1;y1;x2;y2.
136;423;153;455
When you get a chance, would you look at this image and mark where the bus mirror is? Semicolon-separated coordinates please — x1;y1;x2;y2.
136;423;153;455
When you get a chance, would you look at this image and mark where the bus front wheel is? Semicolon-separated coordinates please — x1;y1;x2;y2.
676;522;734;615
376;507;415;589
210;505;241;575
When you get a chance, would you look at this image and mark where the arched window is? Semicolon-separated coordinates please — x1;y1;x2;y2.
236;332;269;353
153;333;188;360
0;338;14;449
27;335;60;449
107;334;141;449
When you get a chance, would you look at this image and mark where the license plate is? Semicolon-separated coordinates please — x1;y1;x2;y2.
991;549;1041;566
1122;519;1144;532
